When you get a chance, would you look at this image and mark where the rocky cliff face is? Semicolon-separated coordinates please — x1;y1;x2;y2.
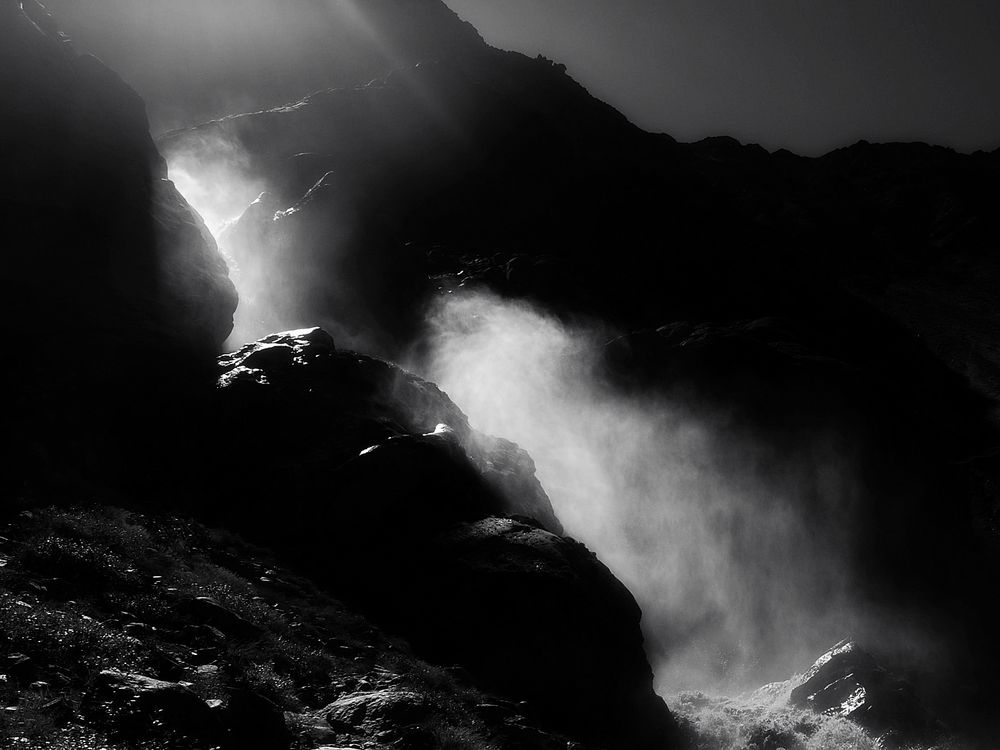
1;0;237;494
2;0;236;363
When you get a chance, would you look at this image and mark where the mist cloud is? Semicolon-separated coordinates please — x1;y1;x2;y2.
161;130;272;349
419;290;896;693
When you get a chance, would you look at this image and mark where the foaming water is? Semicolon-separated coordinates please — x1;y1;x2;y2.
670;688;881;750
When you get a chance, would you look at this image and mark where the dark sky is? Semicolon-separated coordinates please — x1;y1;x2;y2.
41;0;1000;155
445;0;1000;155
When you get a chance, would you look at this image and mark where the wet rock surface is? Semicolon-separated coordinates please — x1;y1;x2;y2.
789;641;940;749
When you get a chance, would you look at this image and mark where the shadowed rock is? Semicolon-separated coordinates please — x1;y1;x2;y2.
0;1;237;500
82;670;222;747
217;690;291;750
1;1;236;366
396;517;683;750
211;327;561;535
177;596;264;641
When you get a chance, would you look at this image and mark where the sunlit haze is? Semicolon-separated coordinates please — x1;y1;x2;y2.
43;0;1000;154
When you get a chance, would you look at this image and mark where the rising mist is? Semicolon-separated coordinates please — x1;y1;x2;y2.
418;290;918;693
163;130;270;349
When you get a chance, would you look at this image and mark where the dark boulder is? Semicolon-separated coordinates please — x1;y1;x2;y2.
790;640;940;749
82;670;222;748
321;688;434;735
208;327;560;536
218;689;291;750
385;517;682;750
177;596;263;641
4;654;37;685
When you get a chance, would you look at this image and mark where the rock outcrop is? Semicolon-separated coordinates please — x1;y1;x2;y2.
789;640;940;749
210;327;560;535
1;0;237;497
1;0;236;365
191;328;678;748
398;517;682;750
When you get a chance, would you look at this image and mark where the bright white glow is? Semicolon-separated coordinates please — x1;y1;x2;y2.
166;129;264;236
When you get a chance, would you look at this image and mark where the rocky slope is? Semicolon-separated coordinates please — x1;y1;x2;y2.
0;323;684;749
0;505;597;749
